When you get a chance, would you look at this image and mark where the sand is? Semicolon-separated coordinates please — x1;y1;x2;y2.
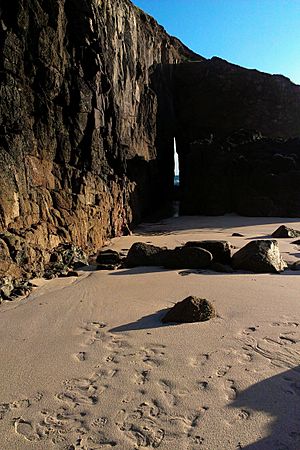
1;214;300;450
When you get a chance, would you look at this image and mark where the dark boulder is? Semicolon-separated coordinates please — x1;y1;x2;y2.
272;225;300;238
162;246;213;269
184;240;232;264
232;240;287;273
96;249;122;270
125;242;167;267
162;296;215;323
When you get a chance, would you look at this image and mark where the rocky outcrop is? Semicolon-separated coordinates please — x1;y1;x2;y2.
0;0;199;278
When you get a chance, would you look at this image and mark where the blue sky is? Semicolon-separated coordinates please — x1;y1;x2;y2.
132;0;300;85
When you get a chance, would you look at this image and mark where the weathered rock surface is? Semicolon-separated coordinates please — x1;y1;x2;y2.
0;276;33;303
272;225;300;238
162;296;215;323
232;240;287;273
126;242;212;269
96;249;122;270
126;242;166;267
0;0;199;279
43;243;88;278
162;246;213;269
184;240;232;264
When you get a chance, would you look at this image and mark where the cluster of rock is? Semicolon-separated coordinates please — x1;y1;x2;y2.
43;244;88;279
0;277;34;304
0;243;88;302
124;238;287;274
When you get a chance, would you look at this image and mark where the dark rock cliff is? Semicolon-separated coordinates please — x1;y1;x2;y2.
173;58;300;216
1;0;300;280
0;0;199;278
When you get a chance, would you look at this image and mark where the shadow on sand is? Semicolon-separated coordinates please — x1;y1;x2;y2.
134;215;300;236
230;366;300;449
109;308;177;332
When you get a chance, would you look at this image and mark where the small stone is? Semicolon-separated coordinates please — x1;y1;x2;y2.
232;233;244;237
162;296;215;323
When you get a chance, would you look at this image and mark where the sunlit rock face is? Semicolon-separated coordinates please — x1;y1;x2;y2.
0;0;199;277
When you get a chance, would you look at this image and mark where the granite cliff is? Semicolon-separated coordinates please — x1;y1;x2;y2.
1;0;300;282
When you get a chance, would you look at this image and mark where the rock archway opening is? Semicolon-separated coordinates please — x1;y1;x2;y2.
173;137;180;216
174;137;179;188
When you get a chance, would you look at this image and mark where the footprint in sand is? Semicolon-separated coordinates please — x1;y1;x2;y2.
134;369;151;385
135;344;166;368
198;381;209;391
57;377;98;406
190;353;210;367
224;379;238;401
216;365;232;377
0;392;43;420
168;407;209;440
158;379;189;407
242;326;259;335
116;403;165;448
14;419;42;442
74;351;86;362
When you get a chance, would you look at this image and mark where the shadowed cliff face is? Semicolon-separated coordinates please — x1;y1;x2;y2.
173;58;300;216
0;0;199;277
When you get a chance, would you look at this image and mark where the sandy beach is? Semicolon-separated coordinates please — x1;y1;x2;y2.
1;214;300;450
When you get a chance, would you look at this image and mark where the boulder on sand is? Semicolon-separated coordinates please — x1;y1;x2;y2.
96;249;122;270
162;246;213;269
232;240;287;273
126;242;212;269
162;296;215;323
272;225;300;238
125;242;166;267
184;240;232;264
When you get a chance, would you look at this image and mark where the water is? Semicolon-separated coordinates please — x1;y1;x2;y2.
174;175;180;186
